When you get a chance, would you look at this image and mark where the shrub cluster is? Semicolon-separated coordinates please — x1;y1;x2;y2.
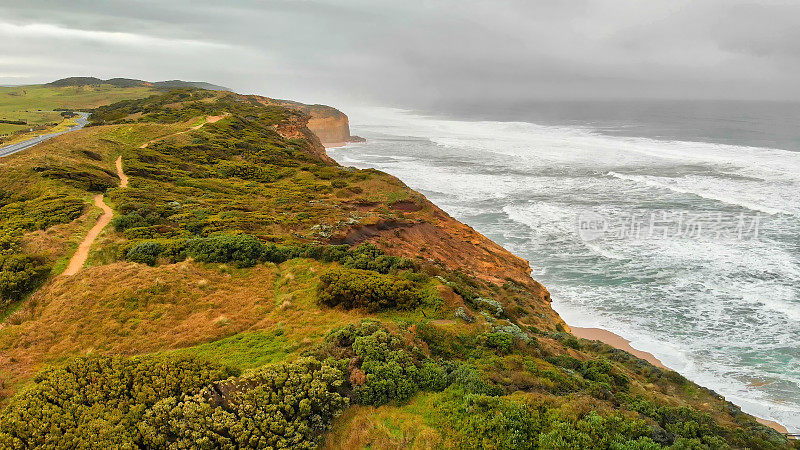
317;268;423;312
0;195;84;232
0;356;348;449
0;254;49;305
139;358;348;449
0;194;85;308
319;321;449;406
33;164;118;192
435;387;660;449
124;234;413;272
0;356;234;448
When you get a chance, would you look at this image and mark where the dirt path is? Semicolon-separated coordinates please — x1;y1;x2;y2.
139;114;227;149
61;194;114;276
116;156;129;188
61;115;224;276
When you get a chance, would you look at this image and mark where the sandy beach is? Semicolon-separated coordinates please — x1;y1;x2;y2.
569;326;790;434
570;326;668;369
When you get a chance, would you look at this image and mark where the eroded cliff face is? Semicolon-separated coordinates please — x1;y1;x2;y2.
306;113;351;146
243;94;355;146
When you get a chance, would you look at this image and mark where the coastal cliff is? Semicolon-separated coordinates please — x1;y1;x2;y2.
0;84;793;449
244;94;362;146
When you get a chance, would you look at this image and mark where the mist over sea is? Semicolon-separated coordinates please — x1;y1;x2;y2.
328;101;800;431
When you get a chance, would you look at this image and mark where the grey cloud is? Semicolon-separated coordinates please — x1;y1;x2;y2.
0;0;798;105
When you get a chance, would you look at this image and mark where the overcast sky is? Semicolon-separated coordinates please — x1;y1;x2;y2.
1;0;799;107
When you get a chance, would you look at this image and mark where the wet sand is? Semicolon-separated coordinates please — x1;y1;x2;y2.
570;326;668;369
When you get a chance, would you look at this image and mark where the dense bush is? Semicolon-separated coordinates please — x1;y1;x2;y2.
317;267;423;312
125;240;164;266
33;164;118;192
187;233;263;267
537;413;659;449
0;356;347;449
437;392;546;449
0;356;235;448
123;234;414;274
435;389;660;450
139;358;348;449
0;254;49;305
0;196;84;232
320;321;449;406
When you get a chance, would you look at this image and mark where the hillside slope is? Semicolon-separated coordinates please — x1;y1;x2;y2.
0;86;794;448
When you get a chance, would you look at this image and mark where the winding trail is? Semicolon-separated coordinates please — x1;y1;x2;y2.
61;194;115;276
62;156;127;277
139;114;227;149
61;115;224;276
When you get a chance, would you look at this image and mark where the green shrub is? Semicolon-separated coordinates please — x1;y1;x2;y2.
0;254;49;305
34;165;118;192
0;195;84;231
437;391;545;449
112;211;149;231
317;321;449;406
0;355;347;449
126;241;164;266
0;356;235;448
482;332;514;353
317;268;422;312
139;358;348;449
447;364;503;396
582;359;629;391
187;233;263;267
538;413;659;449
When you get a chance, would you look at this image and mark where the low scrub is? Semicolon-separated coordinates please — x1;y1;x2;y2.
124;234;413;274
317;268;423;312
0;356;234;448
0;254;49;306
0;356;347;449
317;321;450;406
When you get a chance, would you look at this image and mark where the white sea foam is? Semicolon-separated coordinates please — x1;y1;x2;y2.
606;171;791;216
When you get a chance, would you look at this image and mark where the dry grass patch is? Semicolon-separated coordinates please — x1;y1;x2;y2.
324;402;443;449
0;258;365;401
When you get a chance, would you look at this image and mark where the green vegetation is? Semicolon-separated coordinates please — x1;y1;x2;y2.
0;254;49;304
0;356;347;449
0;194;85;309
0;356;235;448
317;268;423;312
318;321;448;406
139;358;348;449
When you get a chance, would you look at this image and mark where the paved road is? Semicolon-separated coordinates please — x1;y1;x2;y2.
0;112;91;157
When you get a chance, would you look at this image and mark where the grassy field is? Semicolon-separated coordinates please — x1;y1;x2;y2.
0;83;157;142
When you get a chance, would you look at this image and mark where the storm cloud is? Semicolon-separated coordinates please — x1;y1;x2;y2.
1;0;799;106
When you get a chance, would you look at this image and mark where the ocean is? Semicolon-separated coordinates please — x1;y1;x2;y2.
327;101;800;431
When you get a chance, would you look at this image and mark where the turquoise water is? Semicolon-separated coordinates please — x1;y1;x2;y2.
328;103;800;431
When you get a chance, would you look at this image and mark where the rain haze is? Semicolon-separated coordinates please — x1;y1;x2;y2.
2;0;800;106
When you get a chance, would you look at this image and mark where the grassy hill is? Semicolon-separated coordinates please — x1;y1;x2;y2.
0;85;794;448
